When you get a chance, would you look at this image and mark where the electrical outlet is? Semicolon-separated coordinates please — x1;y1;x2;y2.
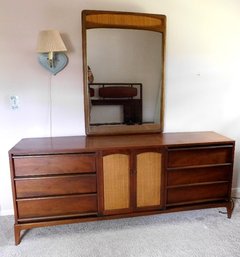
10;96;19;110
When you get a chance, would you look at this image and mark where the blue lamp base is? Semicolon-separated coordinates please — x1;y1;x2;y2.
38;53;68;75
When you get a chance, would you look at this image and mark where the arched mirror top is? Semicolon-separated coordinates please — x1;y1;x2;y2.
82;10;166;135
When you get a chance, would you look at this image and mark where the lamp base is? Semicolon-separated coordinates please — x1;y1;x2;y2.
38;53;68;75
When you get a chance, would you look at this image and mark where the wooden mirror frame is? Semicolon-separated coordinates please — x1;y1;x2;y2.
82;10;166;135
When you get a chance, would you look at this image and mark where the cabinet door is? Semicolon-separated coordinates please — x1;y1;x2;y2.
102;152;131;214
136;150;163;209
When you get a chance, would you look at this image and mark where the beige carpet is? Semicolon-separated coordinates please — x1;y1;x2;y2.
1;200;240;257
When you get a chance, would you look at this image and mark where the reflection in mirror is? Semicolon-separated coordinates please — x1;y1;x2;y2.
87;29;162;126
82;10;166;135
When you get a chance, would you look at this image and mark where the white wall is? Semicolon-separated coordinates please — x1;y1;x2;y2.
1;0;240;215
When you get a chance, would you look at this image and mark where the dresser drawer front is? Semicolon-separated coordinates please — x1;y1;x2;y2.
17;194;97;219
15;174;97;198
167;183;229;205
168;146;233;168
14;154;96;176
167;165;231;186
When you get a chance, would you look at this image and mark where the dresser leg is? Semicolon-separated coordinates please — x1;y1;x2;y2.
14;225;21;245
226;201;233;219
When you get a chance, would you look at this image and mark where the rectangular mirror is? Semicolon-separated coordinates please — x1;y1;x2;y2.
82;10;166;135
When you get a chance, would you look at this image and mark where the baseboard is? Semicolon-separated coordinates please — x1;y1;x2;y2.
232;187;240;198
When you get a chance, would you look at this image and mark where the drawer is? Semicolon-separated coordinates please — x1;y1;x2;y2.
17;194;97;219
167;183;229;205
13;154;96;176
15;174;97;198
168;146;233;168
167;165;231;186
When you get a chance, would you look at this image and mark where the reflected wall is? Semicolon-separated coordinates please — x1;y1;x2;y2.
87;29;162;125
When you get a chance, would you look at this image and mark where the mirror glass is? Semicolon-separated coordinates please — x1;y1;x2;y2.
87;29;162;125
82;10;166;135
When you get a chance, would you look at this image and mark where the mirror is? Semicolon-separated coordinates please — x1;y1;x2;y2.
82;10;166;135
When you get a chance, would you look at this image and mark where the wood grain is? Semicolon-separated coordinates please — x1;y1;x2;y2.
8;132;235;245
17;194;97;219
167;183;229;206
9;132;234;156
167;165;231;186
84;10;166;32
15;174;97;198
13;154;96;176
168;146;233;168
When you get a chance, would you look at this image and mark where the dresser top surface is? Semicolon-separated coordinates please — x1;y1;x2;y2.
9;131;234;155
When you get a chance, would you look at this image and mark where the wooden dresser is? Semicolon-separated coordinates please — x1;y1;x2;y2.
9;131;235;245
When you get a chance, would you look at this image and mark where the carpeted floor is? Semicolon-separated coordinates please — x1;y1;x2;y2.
1;200;240;257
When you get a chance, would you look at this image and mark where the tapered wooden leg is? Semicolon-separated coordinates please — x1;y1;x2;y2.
226;201;233;219
14;225;21;245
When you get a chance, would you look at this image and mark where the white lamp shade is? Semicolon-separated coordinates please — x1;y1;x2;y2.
36;30;67;53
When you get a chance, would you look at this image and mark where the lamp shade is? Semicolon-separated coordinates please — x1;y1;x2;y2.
36;30;67;53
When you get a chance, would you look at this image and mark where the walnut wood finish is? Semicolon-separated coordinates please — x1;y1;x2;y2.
15;174;97;198
166;144;234;209
9;132;235;245
9;132;234;155
13;154;96;176
17;194;98;220
167;165;231;186
167;183;229;206
168;146;233;168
